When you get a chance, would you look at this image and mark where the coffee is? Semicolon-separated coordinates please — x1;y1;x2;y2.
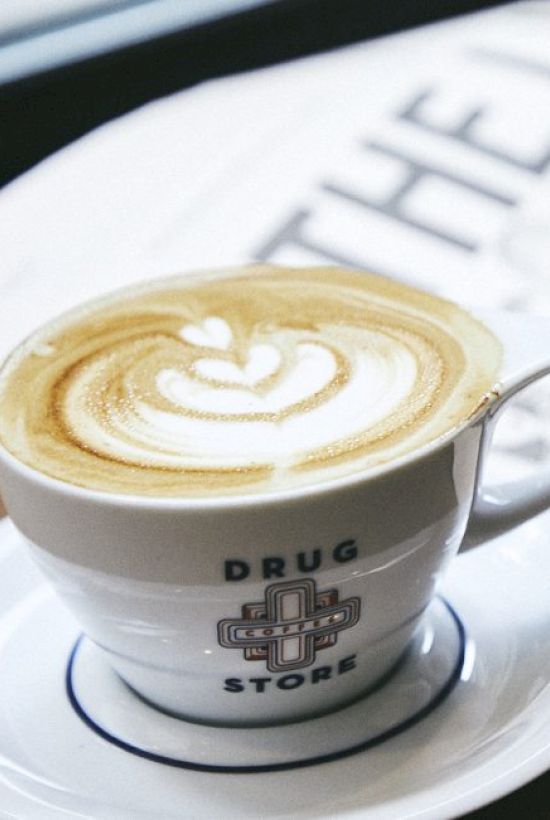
0;265;501;497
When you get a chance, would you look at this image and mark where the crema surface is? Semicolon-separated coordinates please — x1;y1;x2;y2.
0;266;501;497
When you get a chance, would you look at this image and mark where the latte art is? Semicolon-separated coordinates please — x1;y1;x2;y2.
0;266;501;496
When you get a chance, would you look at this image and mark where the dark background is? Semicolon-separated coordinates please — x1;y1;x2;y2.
1;0;513;187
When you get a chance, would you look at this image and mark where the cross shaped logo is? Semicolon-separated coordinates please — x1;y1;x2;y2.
217;579;361;673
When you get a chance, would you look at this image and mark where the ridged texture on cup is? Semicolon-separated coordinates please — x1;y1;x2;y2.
0;265;501;497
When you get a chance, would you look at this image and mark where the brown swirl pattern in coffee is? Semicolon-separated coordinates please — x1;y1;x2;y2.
0;266;501;496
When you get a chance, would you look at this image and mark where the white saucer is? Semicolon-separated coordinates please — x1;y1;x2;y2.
1;514;550;818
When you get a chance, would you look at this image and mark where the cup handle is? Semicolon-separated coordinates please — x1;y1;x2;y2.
462;309;550;549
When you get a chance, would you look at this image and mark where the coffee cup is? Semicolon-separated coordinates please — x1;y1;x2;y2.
1;265;549;727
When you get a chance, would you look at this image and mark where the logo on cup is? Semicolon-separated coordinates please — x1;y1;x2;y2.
217;579;361;672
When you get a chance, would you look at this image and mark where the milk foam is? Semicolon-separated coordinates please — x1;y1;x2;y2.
0;266;502;497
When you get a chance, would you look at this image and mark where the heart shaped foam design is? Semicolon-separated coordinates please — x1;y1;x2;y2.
157;340;335;415
179;317;232;351
0;266;502;497
193;343;281;387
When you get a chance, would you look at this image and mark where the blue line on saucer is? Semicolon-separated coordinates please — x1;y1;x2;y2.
65;597;466;774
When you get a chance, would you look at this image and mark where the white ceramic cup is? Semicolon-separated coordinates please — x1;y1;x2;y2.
1;308;550;727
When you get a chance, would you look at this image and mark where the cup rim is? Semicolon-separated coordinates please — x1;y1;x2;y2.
0;397;494;511
0;265;502;512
